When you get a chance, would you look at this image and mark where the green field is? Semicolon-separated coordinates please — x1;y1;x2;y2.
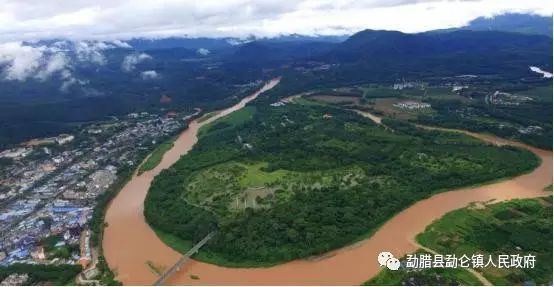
199;106;256;137
138;140;174;174
417;197;553;285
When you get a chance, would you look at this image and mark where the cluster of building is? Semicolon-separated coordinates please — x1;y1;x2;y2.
518;125;543;135
233;80;263;89
0;147;34;159
293;61;336;73
0;148;81;203
392;81;425;90
0;111;191;269
0;273;28;286
451;85;469;93
486;91;533;106
270;97;294;107
393;101;431;110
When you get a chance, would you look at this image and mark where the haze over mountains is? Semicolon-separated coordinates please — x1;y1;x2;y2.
456;13;553;36
0;12;551;147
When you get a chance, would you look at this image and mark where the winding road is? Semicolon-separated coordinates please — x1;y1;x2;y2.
103;81;552;285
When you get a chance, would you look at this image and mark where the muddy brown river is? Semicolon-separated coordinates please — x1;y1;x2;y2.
103;85;552;285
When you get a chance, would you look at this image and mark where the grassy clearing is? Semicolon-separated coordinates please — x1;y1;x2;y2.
365;250;482;286
292;96;327;106
184;160;374;216
359;85;402;98
183;161;291;215
308;95;360;105
138;140;174;174
199;106;256;137
238;162;289;187
416;197;553;285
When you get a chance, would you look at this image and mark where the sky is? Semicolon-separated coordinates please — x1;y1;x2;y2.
0;0;552;42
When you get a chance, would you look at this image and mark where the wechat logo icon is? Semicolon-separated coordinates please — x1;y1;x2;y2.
378;251;400;271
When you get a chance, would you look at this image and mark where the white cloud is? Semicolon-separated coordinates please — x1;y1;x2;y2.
141;70;159;79
60;76;77;91
0;40;124;91
197;48;210;56
0;42;45;81
122;53;152;72
112;40;132;48
35;53;70;80
0;0;550;42
0;41;80;92
0;41;80;91
74;41;109;65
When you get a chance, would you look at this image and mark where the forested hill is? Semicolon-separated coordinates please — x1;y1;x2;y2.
318;29;552;76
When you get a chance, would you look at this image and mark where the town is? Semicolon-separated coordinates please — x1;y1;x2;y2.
0;110;195;279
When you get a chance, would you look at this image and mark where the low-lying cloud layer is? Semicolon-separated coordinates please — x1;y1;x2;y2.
141;70;160;80
0;0;550;43
0;42;79;85
122;53;152;72
0;40;142;90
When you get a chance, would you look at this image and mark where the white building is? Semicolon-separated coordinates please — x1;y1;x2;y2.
0;147;33;159
56;134;75;145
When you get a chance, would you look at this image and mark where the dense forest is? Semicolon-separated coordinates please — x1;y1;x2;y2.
145;98;539;266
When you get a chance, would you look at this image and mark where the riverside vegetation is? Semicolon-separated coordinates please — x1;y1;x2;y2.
417;197;552;285
144;98;540;266
364;250;483;286
368;197;552;285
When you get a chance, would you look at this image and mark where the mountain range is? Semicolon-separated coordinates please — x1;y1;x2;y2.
0;12;551;147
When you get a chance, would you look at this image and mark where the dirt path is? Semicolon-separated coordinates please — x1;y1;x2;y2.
104;94;551;285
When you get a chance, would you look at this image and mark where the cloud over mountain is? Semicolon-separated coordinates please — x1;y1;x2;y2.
0;0;550;42
122;53;152;72
141;70;160;80
0;40;131;90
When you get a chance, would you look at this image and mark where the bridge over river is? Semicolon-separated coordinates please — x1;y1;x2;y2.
153;231;216;286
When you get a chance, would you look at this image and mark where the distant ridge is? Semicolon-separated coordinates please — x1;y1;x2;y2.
434;13;553;37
